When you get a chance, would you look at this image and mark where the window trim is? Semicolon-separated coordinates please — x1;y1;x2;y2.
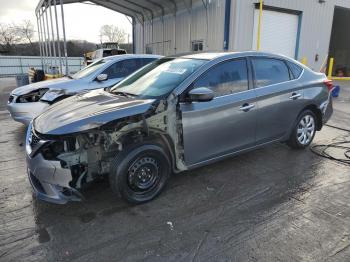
250;56;304;89
182;57;252;100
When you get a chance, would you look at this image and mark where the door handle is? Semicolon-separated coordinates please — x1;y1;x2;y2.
239;103;255;112
289;93;301;100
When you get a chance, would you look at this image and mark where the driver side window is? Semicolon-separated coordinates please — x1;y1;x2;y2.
193;58;249;97
103;59;140;79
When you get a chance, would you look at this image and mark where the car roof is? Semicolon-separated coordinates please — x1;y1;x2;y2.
102;54;163;62
172;51;296;62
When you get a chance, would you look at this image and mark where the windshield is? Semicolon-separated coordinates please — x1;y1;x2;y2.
72;59;107;79
110;58;207;98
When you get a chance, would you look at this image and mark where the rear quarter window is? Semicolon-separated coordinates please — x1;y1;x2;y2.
252;58;291;88
287;61;303;79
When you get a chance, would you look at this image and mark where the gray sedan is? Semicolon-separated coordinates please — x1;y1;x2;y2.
7;54;161;125
25;51;333;204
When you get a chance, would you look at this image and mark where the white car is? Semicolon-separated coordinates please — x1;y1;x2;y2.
7;54;161;125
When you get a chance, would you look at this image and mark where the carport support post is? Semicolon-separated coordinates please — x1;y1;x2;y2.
60;0;69;76
36;13;44;70
53;0;63;75
49;1;57;71
328;58;334;79
40;8;49;73
44;6;53;69
257;0;263;51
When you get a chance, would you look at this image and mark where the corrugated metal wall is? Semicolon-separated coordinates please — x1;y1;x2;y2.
231;0;350;70
134;0;226;55
134;0;350;70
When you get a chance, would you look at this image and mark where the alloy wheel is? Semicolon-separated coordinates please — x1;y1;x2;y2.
297;114;315;145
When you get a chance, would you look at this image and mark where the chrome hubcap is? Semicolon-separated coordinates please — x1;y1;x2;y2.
297;115;315;145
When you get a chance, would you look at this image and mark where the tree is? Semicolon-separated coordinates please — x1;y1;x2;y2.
0;23;22;52
0;20;35;52
16;20;35;46
99;25;126;43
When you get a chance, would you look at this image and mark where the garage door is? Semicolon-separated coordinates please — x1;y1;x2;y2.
252;9;299;58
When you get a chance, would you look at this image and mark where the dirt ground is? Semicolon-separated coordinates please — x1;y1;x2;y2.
1;78;350;262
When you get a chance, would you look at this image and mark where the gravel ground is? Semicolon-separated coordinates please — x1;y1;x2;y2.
0;78;350;262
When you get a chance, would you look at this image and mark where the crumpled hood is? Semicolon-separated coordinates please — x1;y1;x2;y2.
34;89;156;135
11;77;73;96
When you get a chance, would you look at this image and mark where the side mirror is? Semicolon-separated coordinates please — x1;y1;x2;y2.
96;74;108;82
188;87;214;102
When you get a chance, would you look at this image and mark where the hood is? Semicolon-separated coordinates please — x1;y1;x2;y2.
34;89;156;135
11;77;74;96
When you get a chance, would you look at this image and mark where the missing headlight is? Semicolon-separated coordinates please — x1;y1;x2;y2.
17;88;49;103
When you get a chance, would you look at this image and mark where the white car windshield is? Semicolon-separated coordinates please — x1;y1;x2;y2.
110;58;206;98
72;59;107;79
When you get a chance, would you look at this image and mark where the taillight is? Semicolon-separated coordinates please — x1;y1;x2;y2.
324;79;334;92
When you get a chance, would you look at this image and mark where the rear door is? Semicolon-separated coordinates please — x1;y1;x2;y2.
251;57;304;144
180;58;257;166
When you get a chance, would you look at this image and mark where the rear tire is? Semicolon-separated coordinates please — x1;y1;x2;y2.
287;110;317;149
109;143;171;204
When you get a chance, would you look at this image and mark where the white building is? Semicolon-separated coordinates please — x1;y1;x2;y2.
37;0;350;73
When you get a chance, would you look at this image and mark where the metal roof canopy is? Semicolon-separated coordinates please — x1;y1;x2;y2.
35;0;207;75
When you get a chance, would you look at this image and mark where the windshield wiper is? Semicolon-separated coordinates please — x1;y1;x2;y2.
67;75;73;79
112;91;136;98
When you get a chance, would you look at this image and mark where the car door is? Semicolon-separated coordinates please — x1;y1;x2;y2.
179;58;257;166
251;57;304;144
88;58;143;90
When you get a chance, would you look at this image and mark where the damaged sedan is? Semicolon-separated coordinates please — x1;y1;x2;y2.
26;52;333;204
8;54;161;125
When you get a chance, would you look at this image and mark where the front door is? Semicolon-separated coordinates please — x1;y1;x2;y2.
180;58;257;166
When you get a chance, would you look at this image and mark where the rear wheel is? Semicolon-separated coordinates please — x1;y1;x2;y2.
109;143;171;204
287;110;317;149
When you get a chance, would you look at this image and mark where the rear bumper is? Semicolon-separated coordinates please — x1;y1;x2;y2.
320;95;333;125
7;101;49;125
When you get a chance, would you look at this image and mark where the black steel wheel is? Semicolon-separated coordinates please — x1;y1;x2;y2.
109;143;171;204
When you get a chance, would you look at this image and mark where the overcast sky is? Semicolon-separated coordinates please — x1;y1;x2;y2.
0;0;132;43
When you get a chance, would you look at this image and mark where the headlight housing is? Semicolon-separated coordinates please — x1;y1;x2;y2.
17;88;49;103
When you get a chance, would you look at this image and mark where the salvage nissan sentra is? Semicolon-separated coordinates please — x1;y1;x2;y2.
26;52;333;204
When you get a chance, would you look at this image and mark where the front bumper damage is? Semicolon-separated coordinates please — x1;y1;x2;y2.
26;123;83;204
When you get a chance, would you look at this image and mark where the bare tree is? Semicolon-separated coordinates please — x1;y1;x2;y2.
99;25;126;43
0;23;23;51
0;21;35;52
17;20;35;46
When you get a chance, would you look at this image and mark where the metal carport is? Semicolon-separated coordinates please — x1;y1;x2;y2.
35;0;195;75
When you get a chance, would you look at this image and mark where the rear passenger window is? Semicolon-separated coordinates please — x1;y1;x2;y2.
103;59;141;79
287;61;303;79
193;59;249;97
252;58;290;88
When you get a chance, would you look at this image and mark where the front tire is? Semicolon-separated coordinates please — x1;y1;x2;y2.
109;143;171;204
287;110;317;149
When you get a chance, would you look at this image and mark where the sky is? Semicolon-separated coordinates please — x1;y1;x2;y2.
0;0;133;43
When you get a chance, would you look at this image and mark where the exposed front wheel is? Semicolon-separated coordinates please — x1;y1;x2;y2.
287;110;317;149
109;143;171;204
